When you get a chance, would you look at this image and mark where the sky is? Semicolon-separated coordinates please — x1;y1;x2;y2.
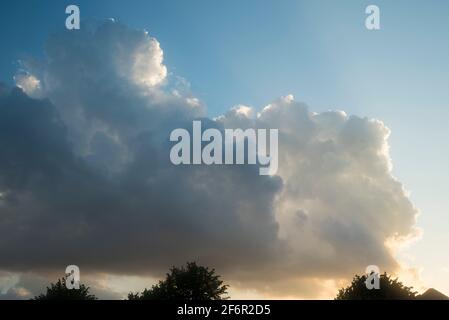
0;0;448;299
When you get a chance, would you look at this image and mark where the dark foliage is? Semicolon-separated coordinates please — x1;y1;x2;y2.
335;272;417;300
128;262;229;300
33;278;97;300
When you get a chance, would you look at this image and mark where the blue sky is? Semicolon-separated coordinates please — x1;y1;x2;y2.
1;0;448;296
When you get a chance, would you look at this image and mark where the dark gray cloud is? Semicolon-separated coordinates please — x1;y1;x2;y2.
0;85;282;276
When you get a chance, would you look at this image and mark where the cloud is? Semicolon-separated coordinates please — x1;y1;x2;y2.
13;72;42;98
215;97;419;295
0;20;418;298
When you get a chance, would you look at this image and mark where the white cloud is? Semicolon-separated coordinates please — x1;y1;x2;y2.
13;72;42;98
216;96;419;294
131;38;167;88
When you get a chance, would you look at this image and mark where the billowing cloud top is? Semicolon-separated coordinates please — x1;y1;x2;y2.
0;20;418;299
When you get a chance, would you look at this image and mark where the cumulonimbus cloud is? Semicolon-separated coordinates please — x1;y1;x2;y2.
0;20;418;298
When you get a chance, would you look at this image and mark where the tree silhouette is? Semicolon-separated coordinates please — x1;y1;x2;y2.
128;262;229;300
34;278;97;300
335;272;417;300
